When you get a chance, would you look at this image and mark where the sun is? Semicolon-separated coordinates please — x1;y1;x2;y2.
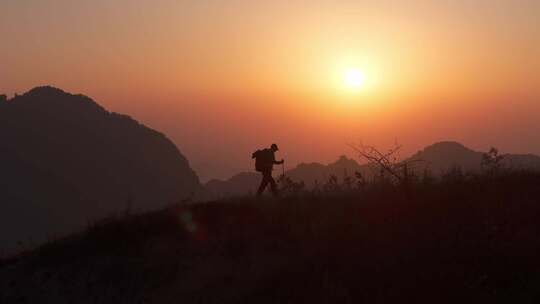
344;68;366;90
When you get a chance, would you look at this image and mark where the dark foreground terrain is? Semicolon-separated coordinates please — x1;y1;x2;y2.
2;172;540;303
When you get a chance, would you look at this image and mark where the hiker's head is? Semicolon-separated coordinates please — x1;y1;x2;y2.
271;143;279;152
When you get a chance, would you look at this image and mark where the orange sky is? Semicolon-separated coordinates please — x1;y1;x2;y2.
1;1;539;181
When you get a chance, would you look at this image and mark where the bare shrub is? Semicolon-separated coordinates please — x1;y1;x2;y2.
348;142;424;188
481;147;505;176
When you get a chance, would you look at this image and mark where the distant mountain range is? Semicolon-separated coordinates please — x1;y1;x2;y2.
205;141;540;198
0;86;201;253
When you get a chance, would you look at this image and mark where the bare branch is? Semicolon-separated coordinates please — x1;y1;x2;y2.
347;143;404;182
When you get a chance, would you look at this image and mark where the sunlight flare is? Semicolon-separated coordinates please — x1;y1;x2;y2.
344;68;366;90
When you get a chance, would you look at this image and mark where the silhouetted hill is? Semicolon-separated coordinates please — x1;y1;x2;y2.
286;155;367;186
0;86;201;253
205;142;540;198
205;172;261;198
407;141;484;173
407;141;540;174
503;154;540;170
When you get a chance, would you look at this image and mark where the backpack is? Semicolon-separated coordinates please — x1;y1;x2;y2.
252;149;272;172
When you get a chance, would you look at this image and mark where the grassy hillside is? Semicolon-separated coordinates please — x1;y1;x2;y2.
2;171;540;303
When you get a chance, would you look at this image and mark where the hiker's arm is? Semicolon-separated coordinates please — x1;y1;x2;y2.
274;159;284;165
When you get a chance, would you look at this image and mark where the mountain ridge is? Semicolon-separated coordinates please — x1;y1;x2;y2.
0;86;201;253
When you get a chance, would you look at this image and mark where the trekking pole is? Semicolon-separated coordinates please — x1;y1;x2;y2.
282;161;285;177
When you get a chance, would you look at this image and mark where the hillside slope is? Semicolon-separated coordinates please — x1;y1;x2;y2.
2;172;540;303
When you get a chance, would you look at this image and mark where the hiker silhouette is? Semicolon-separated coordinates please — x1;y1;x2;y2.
252;143;284;196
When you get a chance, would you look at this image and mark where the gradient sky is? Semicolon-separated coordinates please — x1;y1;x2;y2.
1;0;539;181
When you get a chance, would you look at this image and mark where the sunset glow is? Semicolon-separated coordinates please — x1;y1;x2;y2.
1;1;539;181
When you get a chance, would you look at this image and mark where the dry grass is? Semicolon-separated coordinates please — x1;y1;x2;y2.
2;171;540;303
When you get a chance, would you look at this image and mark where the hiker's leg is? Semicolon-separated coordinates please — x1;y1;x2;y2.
257;173;269;196
269;175;278;196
